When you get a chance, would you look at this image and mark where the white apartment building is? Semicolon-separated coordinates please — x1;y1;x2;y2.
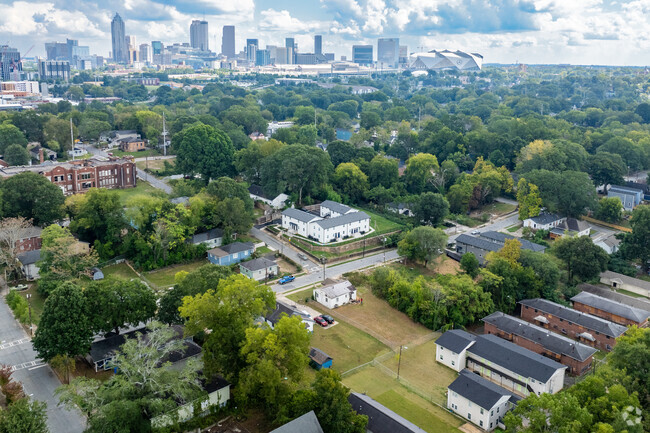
281;201;370;244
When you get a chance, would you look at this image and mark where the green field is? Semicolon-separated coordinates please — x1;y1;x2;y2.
102;262;141;280
114;181;166;204
362;208;405;234
144;260;209;287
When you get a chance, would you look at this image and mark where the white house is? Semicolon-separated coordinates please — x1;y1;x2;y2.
248;185;289;209
239;257;279;281
188;228;224;248
549;218;591;239
435;329;476;371
17;250;40;280
281;201;371;244
448;369;519;431
523;213;565;231
67;147;88;158
595;235;621;255
313;281;357;309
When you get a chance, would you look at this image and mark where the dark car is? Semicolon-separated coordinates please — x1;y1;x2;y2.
313;316;328;327
321;314;335;324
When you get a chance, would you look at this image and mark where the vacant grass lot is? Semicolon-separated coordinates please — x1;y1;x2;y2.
136;157;175;172
144;259;208;288
102;262;141;281
114;181;166;204
111;149;162;158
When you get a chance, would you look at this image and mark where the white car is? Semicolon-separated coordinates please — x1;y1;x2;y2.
471;230;480;235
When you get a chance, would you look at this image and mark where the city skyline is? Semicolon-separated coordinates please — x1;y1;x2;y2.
1;0;650;65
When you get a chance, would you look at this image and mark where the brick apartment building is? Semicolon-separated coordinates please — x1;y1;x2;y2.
519;298;627;352
0;157;136;195
482;312;597;375
571;291;650;328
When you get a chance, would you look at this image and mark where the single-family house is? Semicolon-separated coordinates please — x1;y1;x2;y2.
549;218;591;239
207;242;254;266
608;185;644;211
248;185;289;209
249;132;266;141
15;226;42;252
523;213;565;231
519;298;628;351
313;281;357;309
348;392;428;433
270;411;324;433
600;270;650;298
435;330;567;396
482;312;597;376
571;291;649;328
17;250;40;280
189;228;224;248
29;145;57;163
454;232;546;265
67;147;88;158
103;130;140;147
309;347;333;370
624;181;650;200
264;301;315;333
239;257;278;281
578;283;650;313
386;202;413;217
281;202;371;244
478;231;547;253
119;138;146;153
595;234;621;255
448;369;520;431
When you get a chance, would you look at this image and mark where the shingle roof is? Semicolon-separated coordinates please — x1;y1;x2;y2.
17;249;40;265
317;281;355;298
348;393;428;433
600;271;650;291
456;234;501;252
527;213;564;225
470;334;567;382
190;228;223;244
309;347;332;365
482;312;597;362
479;231;547;252
577;283;650;313
18;226;42;239
240;257;276;272
314;211;369;230
448;369;520;410
609;185;644;194
219;242;254;254
283;208;320;223
248;184;269;200
320;200;352;215
270;411;324;433
519;298;628;338
571;292;650;323
265;301;312;325
435;329;477;354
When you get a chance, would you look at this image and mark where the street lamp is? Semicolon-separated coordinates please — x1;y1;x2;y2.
320;257;327;281
26;294;33;336
382;237;387;262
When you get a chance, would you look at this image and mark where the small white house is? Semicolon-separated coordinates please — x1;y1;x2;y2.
248;185;289;209
448;369;519;431
523;213;565;231
67;147;88;158
189;228;224;249
313;281;357;309
435;329;476;371
17;250;40;280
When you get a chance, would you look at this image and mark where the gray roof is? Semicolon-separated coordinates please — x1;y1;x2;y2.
17;249;40;265
240;257;276;272
320;200;352;215
470;334;567;382
314;211;370;230
482;312;597;362
456;234;501;253
600;271;650;291
479;231;547;252
190;228;223;244
248;184;269;200
519;298;628;338
577;283;650;313
448;369;520;410
283;208;320;223
219;241;254;255
348;392;427;433
318;281;356;298
571;292;650;323
526;212;564;225
18;226;43;239
265;301;312;326
270;411;323;433
609;185;644;194
435;329;477;354
309;347;332;365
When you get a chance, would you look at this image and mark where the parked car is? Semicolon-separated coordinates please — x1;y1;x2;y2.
278;275;295;285
298;253;308;261
471;230;480;235
314;316;328;327
321;314;335;324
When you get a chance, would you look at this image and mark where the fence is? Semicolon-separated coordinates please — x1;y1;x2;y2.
582;216;632;233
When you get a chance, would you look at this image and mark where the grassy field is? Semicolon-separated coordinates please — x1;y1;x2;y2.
111;149;162;158
136;157;175;171
343;367;462;433
102;262;141;280
17;286;45;325
479;202;517;216
362;208;405;234
144;259;209;287
114;181;166;204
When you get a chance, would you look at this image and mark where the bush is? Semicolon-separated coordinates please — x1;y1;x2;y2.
6;291;29;324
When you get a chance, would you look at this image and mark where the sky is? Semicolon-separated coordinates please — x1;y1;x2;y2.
1;0;650;65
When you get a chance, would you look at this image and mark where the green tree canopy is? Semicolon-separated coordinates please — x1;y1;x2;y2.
413;192;450;226
553;235;609;284
620;205;650;273
174;123;235;183
397;226;447;267
0;172;65;225
3;144;30;166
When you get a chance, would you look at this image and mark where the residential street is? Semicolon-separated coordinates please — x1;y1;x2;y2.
251;226;317;267
0;297;85;433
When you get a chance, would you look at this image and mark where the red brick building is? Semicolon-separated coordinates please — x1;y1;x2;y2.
16;227;43;253
519;298;627;352
0;157;136;195
482;312;597;375
571;292;649;328
119;138;146;153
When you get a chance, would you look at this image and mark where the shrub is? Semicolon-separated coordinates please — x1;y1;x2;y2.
6;291;29;324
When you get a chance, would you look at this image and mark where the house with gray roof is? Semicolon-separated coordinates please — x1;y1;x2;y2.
549;218;591;239
608;185;644;211
207;242;254;266
523;213;565;231
448;369;520;431
18;249;40;280
479;231;547;253
239;257;278;281
313;280;357;309
600;270;650;298
577;283;650;313
320;200;355;217
281;201;370;243
264;300;314;332
348;392;427;433
455;232;546;265
270;411;323;433
571;291;650;327
189;228;224;248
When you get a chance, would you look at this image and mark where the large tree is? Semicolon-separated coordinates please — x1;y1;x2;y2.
620;205;650;273
3;144;30;166
595;197;623;223
404;153;439;194
44;117;77;154
413;192;450;226
174;123;235;183
333;163;369;203
523;170;597;217
0;124;27;154
553;235;609;284
0;398;49;433
366;155;399;189
0;217;36;280
68;188;126;250
0;172;65;225
397;226;447;267
587;152;626;187
516;178;542;220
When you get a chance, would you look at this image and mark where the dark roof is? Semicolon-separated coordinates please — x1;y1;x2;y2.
320;200;352;215
448;369;520;410
624;181;649;193
248;184;270;200
387;202;411;210
577;283;650;313
218;241;254;255
270;411;324;433
527;213;564;225
265;301;312;325
519;298;628;338
571;292;650;323
479;231;547;252
435;329;476;353
456;234;501;253
17;249;40;265
190;228;224;244
470;334;567;382
482;312;597;362
240;257;276;271
283;208;320;223
309;347;332;365
315;211;370;230
200;375;230;394
348;392;427;433
609;185;644;194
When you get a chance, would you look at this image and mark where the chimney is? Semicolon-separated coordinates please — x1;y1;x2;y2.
39;148;44;164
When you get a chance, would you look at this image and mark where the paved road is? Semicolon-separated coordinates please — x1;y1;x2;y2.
136;168;173;194
0;298;85;433
250;226;317;268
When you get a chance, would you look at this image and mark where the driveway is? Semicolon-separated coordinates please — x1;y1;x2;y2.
0;298;85;433
136;168;173;194
250;226;317;268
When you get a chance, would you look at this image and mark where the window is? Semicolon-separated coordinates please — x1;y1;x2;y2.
451;360;455;366
524;305;529;309
480;421;483;427
80;173;91;180
559;318;563;322
480;408;484;415
606;344;612;350
490;423;493;429
497;407;500;413
561;329;567;335
606;336;611;340
468;413;471;420
491;410;494;416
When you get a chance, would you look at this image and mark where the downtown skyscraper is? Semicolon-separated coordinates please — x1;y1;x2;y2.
190;20;209;51
221;25;235;58
111;13;128;63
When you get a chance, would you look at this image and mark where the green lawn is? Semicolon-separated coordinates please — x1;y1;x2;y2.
256;246;273;255
102;262;141;281
144;260;209;288
361;208;404;234
507;224;522;232
18;286;45;325
114;181;166;204
617;288;650;299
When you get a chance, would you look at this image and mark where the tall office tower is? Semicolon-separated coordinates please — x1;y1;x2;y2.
66;39;78;62
45;42;68;60
190;20;209;51
111;13;128;63
246;39;259;48
221;26;235;58
0;45;21;81
126;35;138;63
151;41;163;55
352;45;373;65
314;35;322;55
274;47;287;64
285;38;295;64
256;49;270;66
247;44;257;64
399;45;408;65
377;38;399;68
139;44;152;64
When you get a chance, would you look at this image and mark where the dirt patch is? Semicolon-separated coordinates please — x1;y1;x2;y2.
435;255;460;275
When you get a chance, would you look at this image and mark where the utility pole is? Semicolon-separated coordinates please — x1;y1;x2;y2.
26;294;32;336
321;257;326;281
70;118;75;160
162;112;168;156
397;345;403;380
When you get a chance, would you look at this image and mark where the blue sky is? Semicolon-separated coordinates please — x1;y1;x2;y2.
1;0;649;65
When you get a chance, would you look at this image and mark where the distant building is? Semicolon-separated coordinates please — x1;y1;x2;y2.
119;138;146;153
111;13;128;63
190;20;209;51
151;41;164;55
409;50;483;71
139;44;152;64
256;49;271;66
377;38;399;68
571;291;650;327
352;45;373;65
221;26;235;58
0;81;40;96
314;35;322;55
600;270;650;298
607;185;644;211
0;45;21;81
38;59;70;81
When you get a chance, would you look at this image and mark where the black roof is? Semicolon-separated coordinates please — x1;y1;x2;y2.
470;334;567;383
482;312;597;362
248;184;270;200
577;283;650;313
240;257;276;271
200;374;230;394
519;298;628;338
455;234;501;252
265;301;311;325
348;393;427;433
479;231;547;252
448;369;520;410
527;213;563;225
270;411;324;433
571;292;650;323
17;249;41;265
435;329;476;354
219;241;255;254
190;228;224;244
